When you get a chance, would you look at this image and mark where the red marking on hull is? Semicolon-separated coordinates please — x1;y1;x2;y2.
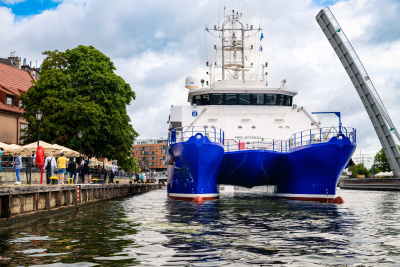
276;196;344;203
168;196;219;201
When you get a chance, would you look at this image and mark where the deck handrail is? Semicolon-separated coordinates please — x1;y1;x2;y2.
168;126;356;153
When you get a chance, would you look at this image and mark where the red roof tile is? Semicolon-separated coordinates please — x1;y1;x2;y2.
0;62;34;93
0;101;23;114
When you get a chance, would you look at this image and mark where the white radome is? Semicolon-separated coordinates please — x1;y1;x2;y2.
185;76;198;90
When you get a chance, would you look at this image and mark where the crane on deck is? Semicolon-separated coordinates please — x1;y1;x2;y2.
316;7;400;176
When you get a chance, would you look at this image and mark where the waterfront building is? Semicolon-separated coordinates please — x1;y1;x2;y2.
0;52;39;145
132;138;168;172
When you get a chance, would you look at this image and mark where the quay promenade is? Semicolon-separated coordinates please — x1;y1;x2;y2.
0;182;163;228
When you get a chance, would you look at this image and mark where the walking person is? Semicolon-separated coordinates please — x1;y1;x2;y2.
110;162;116;183
14;152;22;185
57;152;68;184
68;158;77;184
44;152;57;184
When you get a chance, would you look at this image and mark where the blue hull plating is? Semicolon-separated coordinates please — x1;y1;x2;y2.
167;134;224;200
167;135;356;201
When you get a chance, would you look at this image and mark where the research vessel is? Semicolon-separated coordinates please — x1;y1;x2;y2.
166;10;356;202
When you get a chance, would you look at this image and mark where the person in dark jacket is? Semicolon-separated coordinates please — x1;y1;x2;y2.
68;158;77;183
78;162;86;183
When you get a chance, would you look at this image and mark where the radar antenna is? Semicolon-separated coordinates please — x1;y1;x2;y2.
206;10;262;82
316;7;400;176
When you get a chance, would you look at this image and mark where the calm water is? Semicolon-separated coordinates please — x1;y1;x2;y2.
1;187;400;266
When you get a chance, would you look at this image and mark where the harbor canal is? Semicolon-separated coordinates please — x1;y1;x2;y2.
1;187;400;266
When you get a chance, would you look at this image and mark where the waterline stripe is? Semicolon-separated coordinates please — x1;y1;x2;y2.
168;193;219;198
274;193;336;199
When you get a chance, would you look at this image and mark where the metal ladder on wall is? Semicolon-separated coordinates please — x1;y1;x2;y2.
316;7;400;176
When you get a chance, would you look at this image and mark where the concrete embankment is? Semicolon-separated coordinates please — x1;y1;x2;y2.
0;183;162;228
340;178;400;191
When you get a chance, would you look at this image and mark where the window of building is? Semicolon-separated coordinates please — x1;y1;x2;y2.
20;123;28;144
6;95;14;106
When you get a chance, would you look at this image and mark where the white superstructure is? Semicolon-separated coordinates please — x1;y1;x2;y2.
169;10;321;144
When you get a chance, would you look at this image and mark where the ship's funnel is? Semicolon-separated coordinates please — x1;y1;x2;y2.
185;76;199;90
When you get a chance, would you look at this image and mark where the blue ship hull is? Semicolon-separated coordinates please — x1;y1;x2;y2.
167;133;356;202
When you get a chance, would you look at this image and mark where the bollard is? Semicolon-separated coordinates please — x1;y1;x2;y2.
76;185;80;211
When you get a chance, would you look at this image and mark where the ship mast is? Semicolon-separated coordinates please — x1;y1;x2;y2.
206;10;262;82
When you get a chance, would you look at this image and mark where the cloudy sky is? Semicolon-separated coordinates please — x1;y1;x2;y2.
1;0;399;164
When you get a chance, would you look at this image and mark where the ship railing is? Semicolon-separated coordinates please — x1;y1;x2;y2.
223;126;356;152
167;126;224;146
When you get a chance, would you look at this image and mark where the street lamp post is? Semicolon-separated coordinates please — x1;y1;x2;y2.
78;130;83;164
35;110;43;147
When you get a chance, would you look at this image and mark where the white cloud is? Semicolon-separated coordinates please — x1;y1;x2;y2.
1;0;400;156
0;0;26;4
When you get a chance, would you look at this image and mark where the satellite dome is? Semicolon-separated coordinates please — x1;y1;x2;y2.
185;76;198;90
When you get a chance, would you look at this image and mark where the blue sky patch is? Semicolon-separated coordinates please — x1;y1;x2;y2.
312;0;346;7
0;0;60;17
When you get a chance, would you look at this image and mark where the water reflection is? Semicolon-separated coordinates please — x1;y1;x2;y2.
1;188;400;265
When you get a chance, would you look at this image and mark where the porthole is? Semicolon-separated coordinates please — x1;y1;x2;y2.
279;126;283;129
285;126;290;129
238;126;242;129
251;126;256;129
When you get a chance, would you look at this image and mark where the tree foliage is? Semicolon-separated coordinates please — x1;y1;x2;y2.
348;164;369;178
370;147;400;174
118;156;138;173
20;45;138;161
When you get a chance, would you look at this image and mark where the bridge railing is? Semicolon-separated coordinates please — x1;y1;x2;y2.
167;126;224;146
224;126;356;152
167;126;356;153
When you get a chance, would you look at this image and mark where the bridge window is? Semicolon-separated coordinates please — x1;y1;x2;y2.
225;94;237;105
265;94;277;105
210;94;224;105
194;93;293;106
238;94;251;105
251;94;264;105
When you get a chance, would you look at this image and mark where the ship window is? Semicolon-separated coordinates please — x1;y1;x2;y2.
251;94;264;105
277;95;285;106
225;94;237;105
265;94;277;105
193;95;202;105
211;94;224;105
285;96;292;106
238;94;251;105
202;94;210;105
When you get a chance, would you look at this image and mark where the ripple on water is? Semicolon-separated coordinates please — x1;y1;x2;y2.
1;188;400;265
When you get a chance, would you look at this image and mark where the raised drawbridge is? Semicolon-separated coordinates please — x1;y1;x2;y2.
316;7;400;176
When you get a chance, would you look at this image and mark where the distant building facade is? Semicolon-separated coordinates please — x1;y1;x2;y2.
0;52;39;145
132;138;168;172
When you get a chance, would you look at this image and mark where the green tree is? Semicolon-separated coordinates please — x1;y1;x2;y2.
118;156;138;173
348;164;369;178
20;45;138;161
369;147;400;173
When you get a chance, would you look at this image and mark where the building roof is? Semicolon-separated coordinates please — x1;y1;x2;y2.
0;62;34;114
0;62;34;94
0;58;15;67
0;101;23;114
